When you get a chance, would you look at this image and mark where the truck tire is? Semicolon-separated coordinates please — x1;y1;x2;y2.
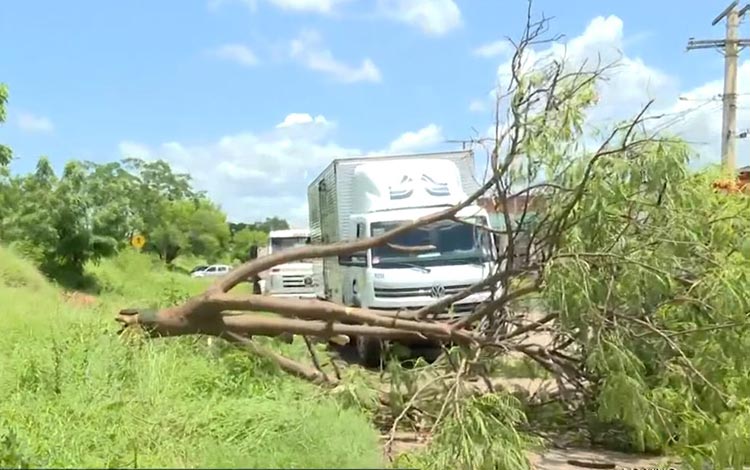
419;346;443;363
356;335;384;369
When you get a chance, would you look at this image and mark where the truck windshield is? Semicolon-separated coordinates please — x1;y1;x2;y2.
370;217;492;268
271;237;308;253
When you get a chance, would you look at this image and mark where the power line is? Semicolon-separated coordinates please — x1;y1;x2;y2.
678;95;722;102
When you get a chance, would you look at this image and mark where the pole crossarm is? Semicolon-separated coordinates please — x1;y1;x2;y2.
687;39;750;50
687;39;724;48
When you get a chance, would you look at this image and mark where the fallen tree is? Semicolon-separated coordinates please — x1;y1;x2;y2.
115;5;750;470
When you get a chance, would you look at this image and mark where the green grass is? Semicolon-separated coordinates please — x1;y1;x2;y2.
0;245;52;293
85;249;213;304
0;248;384;468
493;357;551;379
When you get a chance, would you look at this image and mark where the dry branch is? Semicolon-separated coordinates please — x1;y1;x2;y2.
224;331;337;386
117;307;455;343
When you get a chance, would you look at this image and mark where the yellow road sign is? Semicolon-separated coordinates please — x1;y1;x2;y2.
130;234;146;249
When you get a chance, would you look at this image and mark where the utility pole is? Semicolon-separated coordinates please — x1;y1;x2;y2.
687;1;750;175
446;139;473;150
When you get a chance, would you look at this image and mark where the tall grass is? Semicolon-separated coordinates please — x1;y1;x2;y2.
0;248;384;468
86;249;213;305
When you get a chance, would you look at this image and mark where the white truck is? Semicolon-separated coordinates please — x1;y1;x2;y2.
257;228;316;298
308;150;496;366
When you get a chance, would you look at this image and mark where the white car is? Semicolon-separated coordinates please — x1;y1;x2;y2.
190;264;232;278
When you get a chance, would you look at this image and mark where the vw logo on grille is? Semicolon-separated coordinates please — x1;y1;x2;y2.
430;284;445;298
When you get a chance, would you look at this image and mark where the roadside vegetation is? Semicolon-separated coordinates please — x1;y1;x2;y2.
0;246;384;468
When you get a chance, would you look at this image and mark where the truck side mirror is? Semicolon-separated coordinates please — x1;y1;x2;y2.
248;245;258;260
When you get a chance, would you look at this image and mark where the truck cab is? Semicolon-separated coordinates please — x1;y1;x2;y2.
258;228;315;298
339;207;493;315
308;151;498;366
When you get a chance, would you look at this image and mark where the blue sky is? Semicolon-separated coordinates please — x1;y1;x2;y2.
0;0;739;224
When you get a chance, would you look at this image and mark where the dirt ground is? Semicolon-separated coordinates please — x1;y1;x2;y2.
504;313;680;469
379;310;685;469
530;448;678;470
61;291;97;307
384;434;679;470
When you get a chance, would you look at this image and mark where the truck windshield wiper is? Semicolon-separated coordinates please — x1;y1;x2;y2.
441;253;487;266
382;261;431;273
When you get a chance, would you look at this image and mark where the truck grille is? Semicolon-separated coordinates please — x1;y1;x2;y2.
375;302;479;320
374;284;472;298
282;275;308;288
450;303;478;314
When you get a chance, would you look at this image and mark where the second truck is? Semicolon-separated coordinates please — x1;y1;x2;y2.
308;150;497;366
256;228;316;298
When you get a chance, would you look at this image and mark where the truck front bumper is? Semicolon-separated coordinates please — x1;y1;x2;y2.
265;291;317;299
367;291;492;320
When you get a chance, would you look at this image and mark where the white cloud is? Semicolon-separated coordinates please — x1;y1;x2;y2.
266;0;347;13
120;113;350;223
472;13;741;168
472;15;677;140
275;112;331;128
289;30;382;83
119;141;153;160
501;16;675;123
117;118;454;225
661;62;750;166
377;0;461;36
209;0;348;14
472;40;512;59
16;112;54;134
469;99;488;113
214;0;460;35
386;123;444;154
211;43;259;67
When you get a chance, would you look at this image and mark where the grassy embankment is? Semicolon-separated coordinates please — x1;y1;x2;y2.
0;247;384;468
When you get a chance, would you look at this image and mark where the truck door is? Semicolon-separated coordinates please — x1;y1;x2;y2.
317;179;331;297
340;218;368;307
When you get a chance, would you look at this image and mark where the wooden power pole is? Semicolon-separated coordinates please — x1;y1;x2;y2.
687;1;750;174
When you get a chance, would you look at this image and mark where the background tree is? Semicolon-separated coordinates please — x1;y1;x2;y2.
81;161;142;245
0;83;11;167
143;198;230;265
4;157;60;270
3;158;120;283
229;217;290;235
0;83;13;237
230;227;268;262
0;154;246;277
186;199;231;261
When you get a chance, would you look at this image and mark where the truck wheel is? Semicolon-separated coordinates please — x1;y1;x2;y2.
356;335;384;369
420;346;443;363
